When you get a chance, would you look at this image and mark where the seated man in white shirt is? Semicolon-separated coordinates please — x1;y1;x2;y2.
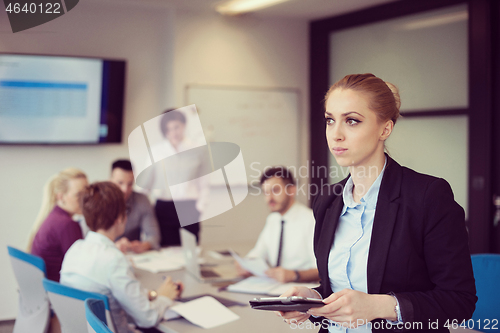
111;159;161;254
61;181;182;333
238;166;319;283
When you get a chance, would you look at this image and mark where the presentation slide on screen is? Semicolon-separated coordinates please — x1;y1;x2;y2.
0;55;103;143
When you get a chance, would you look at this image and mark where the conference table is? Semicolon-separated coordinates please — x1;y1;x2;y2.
135;258;319;333
134;250;480;333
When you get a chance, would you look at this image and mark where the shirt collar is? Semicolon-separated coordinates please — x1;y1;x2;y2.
280;202;299;222
85;230;116;247
341;157;387;213
54;205;71;217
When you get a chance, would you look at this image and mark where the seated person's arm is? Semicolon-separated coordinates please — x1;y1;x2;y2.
265;267;319;283
234;260;252;277
136;195;161;252
296;268;319;282
129;240;152;253
115;237;153;254
157;276;183;300
115;237;131;253
122;195;161;254
109;257;181;328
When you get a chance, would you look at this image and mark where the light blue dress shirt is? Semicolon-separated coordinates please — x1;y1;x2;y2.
327;159;395;333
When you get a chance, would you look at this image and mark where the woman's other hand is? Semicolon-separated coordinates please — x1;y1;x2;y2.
307;289;397;328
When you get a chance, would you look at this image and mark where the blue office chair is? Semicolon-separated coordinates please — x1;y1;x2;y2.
7;246;50;333
43;278;115;333
471;254;500;331
85;299;113;333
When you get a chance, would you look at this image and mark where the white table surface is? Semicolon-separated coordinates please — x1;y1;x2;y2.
134;247;480;333
135;259;319;333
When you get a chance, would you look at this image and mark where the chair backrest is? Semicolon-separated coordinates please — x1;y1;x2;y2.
471;254;500;328
43;278;115;333
8;246;50;333
85;299;113;333
7;246;48;312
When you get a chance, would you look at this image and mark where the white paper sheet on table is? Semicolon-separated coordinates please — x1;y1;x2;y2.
227;276;280;294
129;250;183;273
133;260;184;273
227;276;319;295
267;282;319;296
129;247;203;273
163;302;182;321
165;296;239;329
230;250;269;277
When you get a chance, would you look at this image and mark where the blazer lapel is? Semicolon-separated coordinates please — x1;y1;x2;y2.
367;156;402;294
316;191;344;296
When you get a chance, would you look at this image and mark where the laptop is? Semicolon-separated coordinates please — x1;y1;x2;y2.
180;228;242;283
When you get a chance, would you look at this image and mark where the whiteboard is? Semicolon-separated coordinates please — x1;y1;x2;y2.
186;85;300;185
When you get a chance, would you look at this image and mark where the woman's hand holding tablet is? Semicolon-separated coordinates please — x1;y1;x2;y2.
268;286;324;325
250;296;324;312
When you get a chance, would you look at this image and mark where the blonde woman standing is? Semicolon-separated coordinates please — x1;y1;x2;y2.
29;168;87;281
279;74;476;332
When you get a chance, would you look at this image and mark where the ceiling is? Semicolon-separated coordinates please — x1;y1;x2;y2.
242;0;399;20
109;0;400;21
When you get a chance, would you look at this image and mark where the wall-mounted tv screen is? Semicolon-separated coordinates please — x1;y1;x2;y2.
0;54;126;144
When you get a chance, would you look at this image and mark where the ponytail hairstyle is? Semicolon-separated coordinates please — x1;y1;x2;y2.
27;168;87;252
325;73;401;125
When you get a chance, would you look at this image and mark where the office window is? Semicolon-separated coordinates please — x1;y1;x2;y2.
328;115;469;216
327;4;469;214
329;4;468;112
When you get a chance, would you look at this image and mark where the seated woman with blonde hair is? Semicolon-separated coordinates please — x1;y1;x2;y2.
29;168;88;282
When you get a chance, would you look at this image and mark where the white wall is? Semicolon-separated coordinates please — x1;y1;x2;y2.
172;10;309;248
0;3;308;320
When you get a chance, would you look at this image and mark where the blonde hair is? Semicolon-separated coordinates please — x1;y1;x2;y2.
326;73;401;124
27;168;87;252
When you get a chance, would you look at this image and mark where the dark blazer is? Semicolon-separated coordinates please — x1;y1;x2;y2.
310;156;476;332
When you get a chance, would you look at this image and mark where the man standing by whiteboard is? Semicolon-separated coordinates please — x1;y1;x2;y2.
238;166;318;283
